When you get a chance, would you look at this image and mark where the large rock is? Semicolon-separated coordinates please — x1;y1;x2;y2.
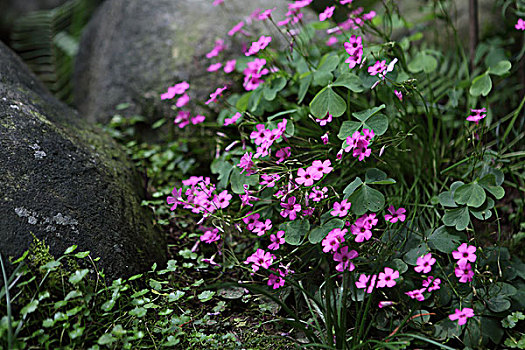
0;41;166;279
73;0;293;124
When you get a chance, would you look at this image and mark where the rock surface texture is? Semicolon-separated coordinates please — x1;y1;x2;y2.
0;41;166;279
73;0;292;124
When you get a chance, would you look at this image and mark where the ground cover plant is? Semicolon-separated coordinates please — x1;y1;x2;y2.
2;0;525;349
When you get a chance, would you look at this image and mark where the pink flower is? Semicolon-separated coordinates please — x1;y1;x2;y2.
455;261;474;283
191;115;205;125
246;35;272;56
384;205;406;223
415;253;436;274
319;6;335;21
295;168;315;187
516;18;525;30
368;60;387;76
289;0;312;10
205;85;228;105
449;308;474;326
394;90;403;101
405;288;426;301
167;187;183;211
331;199;351;217
268;231;285;250
452;243;477;266
253;219;272;236
243;212;260;231
316;113;333;126
258;7;276;20
309;186;328;202
280;196;302;221
340;0;353;4
363;213;378;229
260;173;280;187
174;110;191;128
200;228;220;243
321;133;329;144
378;301;394;308
175;93;190;108
355;274;377;294
238;152;255;175
161;81;189;100
224;112;241;126
239;185;259;208
243;58;269;91
212;0;223;6
377;267;399;288
344;35;363;69
244;249;275;272
213;190;232;209
466;107;486;124
223;59;236;73
312;160;333;176
206;39;226;59
276;147;291;163
228;21;244;36
250;124;271;145
333;246;358;272
321;228;346;253
350;216;372;242
326;36;338;46
267;269;286;289
207;62;222;72
422;276;441;292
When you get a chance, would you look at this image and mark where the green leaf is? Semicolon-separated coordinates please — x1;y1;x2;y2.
427;226;461;253
309;87;346;118
337;121;361;140
98;333;116;345
298;74;312;104
442;207;470;231
365;113;389;136
438;191;457;207
21;300;39;317
479;174;505;199
481;317;503;344
348;184;385;215
74;251;90;259
313;70;333;86
470;73;492;97
129;307;147;318
64;245;77;254
230;168;259;194
317;54;340;72
263;77;287;101
470;197;494;220
390;258;408;274
267;109;297;121
488;60;511;76
309;219;344;244
403;244;428;265
198;290;216;302
408;52;438;73
284;219;310;245
487;296;511;312
168;291;185;302
236;92;252;112
69;269;89;284
352;105;386;122
454;182;486;207
332;73;364;92
343;177;363;198
364;168;395;184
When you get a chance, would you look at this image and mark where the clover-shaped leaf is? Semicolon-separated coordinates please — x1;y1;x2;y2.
310;87;346;118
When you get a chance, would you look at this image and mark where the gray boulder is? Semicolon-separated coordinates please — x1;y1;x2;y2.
0;41;166;279
73;0;293;124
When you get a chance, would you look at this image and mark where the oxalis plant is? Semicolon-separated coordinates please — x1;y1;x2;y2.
163;0;525;349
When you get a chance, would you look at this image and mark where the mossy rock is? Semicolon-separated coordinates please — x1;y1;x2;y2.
0;41;166;280
73;0;293;125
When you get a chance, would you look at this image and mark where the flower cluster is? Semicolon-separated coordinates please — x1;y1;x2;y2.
295;159;333;187
248;119;288;158
344;35;363;69
243;58;270;91
356;267;400;293
452;243;476;283
343;128;374;161
350;213;378;242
